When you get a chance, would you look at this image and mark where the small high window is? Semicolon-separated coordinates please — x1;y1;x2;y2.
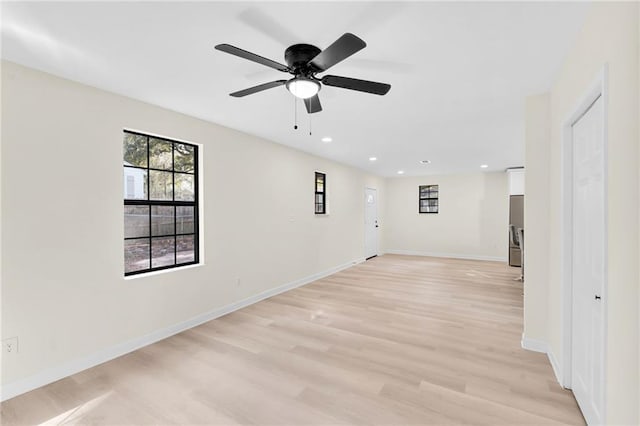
419;184;439;214
123;130;199;275
315;172;326;214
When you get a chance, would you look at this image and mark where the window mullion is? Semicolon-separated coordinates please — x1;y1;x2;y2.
172;143;177;266
147;136;152;269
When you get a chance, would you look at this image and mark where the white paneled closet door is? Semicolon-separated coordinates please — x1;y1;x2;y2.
571;94;605;425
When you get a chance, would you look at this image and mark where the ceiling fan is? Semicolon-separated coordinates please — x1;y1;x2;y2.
214;33;391;114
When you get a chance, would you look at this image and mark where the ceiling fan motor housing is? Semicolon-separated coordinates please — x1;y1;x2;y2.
284;44;321;75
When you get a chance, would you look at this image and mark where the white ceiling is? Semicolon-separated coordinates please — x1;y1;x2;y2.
1;1;588;176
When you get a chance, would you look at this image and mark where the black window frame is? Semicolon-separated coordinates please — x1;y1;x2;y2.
123;130;199;276
419;184;439;214
315;172;326;215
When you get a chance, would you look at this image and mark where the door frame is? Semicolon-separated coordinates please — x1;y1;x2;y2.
560;65;608;414
364;186;379;259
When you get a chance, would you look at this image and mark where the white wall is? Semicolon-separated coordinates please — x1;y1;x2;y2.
0;61;385;397
507;169;525;195
384;172;509;261
523;94;550;344
524;3;639;424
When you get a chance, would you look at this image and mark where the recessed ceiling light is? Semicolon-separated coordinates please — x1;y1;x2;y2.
369;157;377;161
397;170;405;175
480;164;489;168
321;137;332;143
420;160;431;164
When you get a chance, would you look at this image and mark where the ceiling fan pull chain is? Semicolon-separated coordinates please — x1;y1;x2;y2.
294;96;298;130
309;113;312;136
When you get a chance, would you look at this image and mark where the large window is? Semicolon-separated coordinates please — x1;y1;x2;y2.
315;172;326;214
419;184;439;214
123;130;199;275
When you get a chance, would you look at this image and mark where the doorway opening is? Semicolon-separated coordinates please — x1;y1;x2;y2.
364;187;378;260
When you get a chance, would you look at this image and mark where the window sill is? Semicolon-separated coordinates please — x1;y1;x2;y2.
124;262;204;280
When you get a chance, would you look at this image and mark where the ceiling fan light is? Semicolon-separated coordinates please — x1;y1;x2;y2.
286;77;320;99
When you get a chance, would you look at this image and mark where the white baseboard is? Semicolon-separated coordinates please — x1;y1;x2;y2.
521;334;548;353
0;258;364;402
521;334;564;388
547;348;563;387
384;249;507;262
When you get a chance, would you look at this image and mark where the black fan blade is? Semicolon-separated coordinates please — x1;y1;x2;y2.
215;44;289;72
322;75;391;95
304;95;322;114
309;33;366;72
230;80;287;97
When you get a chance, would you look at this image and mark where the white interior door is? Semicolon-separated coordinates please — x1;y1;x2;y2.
571;95;605;425
364;188;378;259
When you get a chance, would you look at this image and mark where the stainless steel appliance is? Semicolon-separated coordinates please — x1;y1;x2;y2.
509;195;524;267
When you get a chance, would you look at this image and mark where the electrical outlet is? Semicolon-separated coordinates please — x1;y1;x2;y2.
2;337;18;355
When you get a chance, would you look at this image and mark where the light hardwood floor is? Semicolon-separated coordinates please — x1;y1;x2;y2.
1;255;584;425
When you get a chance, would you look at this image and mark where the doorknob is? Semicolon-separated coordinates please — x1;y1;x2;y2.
595;295;601;300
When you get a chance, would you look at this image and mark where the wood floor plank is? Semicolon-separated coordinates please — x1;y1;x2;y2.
1;255;585;425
